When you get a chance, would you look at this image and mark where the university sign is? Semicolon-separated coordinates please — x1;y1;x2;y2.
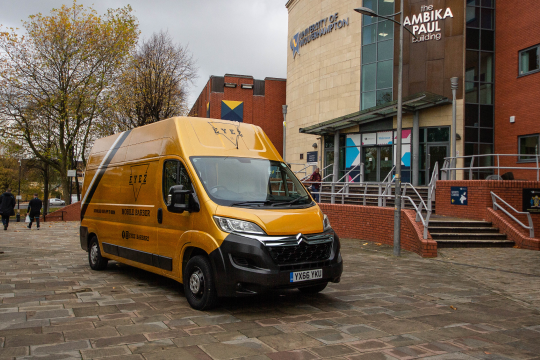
404;5;454;43
290;12;349;58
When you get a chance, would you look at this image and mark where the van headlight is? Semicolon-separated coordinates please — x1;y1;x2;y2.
323;214;331;230
214;216;265;235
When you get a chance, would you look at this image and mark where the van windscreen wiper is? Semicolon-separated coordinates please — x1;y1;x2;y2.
270;195;310;207
230;200;275;207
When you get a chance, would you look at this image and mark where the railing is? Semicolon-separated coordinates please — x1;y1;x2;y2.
491;191;534;238
441;154;540;181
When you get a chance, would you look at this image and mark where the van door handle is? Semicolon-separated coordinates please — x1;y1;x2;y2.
157;208;163;224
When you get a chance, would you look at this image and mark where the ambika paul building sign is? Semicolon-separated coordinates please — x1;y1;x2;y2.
403;5;454;43
290;12;349;58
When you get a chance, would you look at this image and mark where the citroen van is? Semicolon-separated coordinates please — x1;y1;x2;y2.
80;117;342;310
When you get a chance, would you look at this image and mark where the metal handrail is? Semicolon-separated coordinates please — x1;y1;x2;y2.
441;154;540;181
314;190;430;239
491;191;534;238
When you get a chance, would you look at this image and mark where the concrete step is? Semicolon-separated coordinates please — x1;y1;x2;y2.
435;239;515;248
429;227;501;234
428;220;491;228
430;233;508;240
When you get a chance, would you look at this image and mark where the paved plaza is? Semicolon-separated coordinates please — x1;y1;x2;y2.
1;222;540;360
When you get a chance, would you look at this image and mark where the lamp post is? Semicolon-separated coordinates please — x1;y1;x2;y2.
450;77;459;180
355;5;416;256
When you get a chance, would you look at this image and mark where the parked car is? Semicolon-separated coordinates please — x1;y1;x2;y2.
49;198;65;206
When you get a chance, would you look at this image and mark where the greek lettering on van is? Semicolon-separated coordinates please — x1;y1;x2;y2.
121;230;149;241
121;208;151;217
129;164;149;201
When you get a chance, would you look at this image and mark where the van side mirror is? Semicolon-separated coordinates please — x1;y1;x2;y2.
167;185;200;213
168;185;190;213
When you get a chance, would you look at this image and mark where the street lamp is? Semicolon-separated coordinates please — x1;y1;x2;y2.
355;5;416;256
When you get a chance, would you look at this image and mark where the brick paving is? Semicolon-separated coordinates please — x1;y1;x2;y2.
1;222;540;360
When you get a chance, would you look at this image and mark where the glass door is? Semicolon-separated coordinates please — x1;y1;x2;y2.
324;149;334;180
427;145;448;183
380;146;393;181
362;147;378;182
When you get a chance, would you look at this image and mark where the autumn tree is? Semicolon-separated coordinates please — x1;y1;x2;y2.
0;2;139;198
107;31;197;132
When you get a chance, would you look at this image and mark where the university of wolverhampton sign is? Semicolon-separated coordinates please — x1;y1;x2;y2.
290;12;349;58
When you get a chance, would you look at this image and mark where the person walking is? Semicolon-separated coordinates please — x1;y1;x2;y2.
27;193;43;230
0;189;16;231
307;168;322;202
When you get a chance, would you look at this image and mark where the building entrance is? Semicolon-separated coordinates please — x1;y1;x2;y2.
363;146;393;182
426;145;448;183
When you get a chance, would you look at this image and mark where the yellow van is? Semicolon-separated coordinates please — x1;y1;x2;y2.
80;117;342;309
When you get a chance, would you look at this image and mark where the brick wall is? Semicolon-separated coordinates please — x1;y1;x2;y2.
45;201;81;222
486;208;540;251
435;180;540;243
319;203;437;258
189;75;286;156
494;0;540;180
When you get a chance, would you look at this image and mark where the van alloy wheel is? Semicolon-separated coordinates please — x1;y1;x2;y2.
88;236;108;271
90;243;99;265
189;267;204;297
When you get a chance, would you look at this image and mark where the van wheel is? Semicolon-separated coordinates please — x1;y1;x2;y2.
184;255;218;310
88;236;108;271
298;282;328;294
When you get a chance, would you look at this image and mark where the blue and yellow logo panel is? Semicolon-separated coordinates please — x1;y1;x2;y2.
221;100;243;122
290;33;300;58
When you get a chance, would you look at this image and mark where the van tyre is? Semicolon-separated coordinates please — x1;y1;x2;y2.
184;255;218;310
298;282;328;294
88;237;108;271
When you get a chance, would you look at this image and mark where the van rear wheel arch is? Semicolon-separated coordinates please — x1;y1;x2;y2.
87;232;98;252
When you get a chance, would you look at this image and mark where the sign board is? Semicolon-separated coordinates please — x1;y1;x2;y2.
451;186;467;205
16;195;22;200
67;170;77;177
306;151;318;164
523;189;540;213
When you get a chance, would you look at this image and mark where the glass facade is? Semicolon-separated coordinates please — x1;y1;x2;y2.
464;0;495;179
361;0;394;110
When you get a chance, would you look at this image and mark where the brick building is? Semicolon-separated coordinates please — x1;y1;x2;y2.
188;74;287;155
494;0;540;180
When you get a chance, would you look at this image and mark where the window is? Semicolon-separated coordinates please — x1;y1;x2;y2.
162;160;193;206
519;45;540;76
519;135;539;162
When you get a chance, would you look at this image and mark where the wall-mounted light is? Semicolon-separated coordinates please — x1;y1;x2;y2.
456;133;461;140
240;84;253;89
312;143;318;149
224;83;237;88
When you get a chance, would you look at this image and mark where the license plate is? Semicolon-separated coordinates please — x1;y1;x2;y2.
290;269;323;283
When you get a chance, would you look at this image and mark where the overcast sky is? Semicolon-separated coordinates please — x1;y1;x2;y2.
0;0;288;110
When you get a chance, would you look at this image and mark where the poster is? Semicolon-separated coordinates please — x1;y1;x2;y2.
523;189;540;213
451;187;468;205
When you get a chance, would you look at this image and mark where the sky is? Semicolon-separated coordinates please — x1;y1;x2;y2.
0;0;289;110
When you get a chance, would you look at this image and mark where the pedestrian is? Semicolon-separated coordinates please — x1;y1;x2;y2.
307;168;322;202
27;193;43;230
0;189;16;231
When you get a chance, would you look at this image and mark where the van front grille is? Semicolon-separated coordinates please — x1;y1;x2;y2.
267;241;332;265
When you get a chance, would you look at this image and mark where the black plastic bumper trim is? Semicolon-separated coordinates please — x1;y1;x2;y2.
102;242;173;271
80;226;88;251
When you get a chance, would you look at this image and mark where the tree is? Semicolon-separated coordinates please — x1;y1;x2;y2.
108;31;197;132
0;2;139;199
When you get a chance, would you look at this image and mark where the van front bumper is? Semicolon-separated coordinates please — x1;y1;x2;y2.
208;230;342;297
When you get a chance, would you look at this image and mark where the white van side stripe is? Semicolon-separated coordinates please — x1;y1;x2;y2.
81;130;131;220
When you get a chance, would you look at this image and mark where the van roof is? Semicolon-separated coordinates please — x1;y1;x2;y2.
86;117;282;169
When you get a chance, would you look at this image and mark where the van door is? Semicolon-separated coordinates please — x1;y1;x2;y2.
156;158;194;276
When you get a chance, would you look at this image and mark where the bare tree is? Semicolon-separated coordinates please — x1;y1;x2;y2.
109;31;197;131
0;2;139;198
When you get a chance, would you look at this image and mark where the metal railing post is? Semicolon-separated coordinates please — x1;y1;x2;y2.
470;156;475;180
360;163;364;183
363;183;367;206
378;184;382;207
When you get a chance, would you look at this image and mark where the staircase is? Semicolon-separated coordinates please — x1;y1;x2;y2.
319;183;435;213
428;217;514;248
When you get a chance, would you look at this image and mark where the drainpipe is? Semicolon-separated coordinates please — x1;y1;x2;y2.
282;105;287;161
331;131;340;204
412;111;419;186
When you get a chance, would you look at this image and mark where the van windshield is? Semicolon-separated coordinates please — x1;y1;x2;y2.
191;157;314;208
